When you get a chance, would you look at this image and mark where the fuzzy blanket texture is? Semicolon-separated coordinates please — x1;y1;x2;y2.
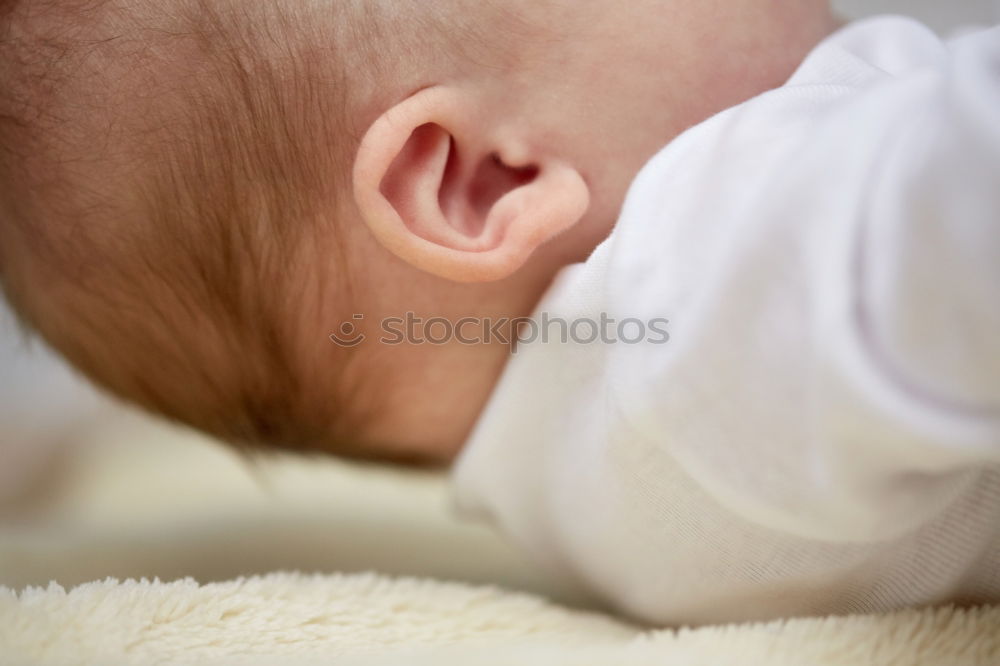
3;572;999;666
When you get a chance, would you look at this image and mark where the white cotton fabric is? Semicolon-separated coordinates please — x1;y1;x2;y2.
451;17;1000;625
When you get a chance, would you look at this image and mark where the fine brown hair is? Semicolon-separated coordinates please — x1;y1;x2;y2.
0;0;370;454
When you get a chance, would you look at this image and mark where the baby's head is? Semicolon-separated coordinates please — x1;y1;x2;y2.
0;0;834;462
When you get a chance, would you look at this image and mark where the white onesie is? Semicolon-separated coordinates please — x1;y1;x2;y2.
451;17;1000;624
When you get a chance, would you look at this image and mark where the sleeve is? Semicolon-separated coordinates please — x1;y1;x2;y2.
818;24;1000;508
609;24;1000;544
809;24;1000;539
858;27;1000;421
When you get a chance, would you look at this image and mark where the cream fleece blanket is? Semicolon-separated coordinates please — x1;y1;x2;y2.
2;572;998;666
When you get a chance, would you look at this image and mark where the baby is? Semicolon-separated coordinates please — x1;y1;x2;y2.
1;0;998;624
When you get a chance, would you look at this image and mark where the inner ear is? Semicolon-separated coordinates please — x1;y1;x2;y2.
378;122;541;245
439;145;539;240
380;123;452;239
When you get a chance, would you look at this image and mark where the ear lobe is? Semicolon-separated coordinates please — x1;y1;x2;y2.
353;86;590;283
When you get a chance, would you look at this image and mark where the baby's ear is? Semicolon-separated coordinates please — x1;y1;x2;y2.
352;86;589;283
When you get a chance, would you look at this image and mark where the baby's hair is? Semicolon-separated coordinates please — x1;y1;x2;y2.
0;0;378;455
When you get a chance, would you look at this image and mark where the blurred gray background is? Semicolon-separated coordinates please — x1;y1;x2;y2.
834;0;999;33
